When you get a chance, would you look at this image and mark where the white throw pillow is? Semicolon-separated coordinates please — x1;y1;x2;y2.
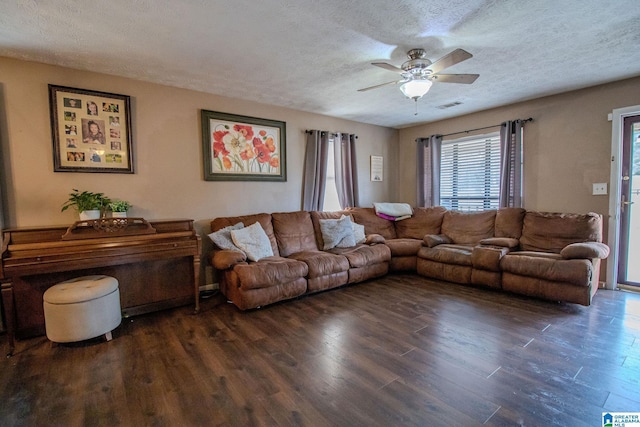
352;221;366;244
320;215;356;250
230;222;274;261
208;222;244;251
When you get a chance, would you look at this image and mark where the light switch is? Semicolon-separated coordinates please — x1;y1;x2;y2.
593;183;608;195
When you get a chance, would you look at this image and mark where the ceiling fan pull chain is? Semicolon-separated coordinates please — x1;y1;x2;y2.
414;98;419;116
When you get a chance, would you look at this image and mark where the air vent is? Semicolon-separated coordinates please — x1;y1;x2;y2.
436;101;463;109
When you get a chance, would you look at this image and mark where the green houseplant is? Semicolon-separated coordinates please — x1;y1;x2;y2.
61;189;110;220
108;200;132;217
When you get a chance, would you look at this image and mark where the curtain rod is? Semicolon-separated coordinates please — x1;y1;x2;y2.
305;130;358;139
438;117;533;138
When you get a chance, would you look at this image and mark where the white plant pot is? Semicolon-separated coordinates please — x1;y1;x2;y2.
111;212;127;218
79;210;101;221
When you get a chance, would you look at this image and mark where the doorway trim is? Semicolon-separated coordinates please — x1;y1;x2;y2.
607;104;640;290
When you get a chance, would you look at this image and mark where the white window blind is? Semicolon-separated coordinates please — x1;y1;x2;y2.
440;133;500;211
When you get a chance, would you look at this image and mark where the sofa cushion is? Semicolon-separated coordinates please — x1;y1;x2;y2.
441;210;496;244
509;251;562;260
479;237;520;249
328;244;391;268
519;211;602;253
347;207;397;239
208;222;244;251
418;244;474;266
231;222;274;262
319;215;356;249
232;257;309;290
288;251;350;278
495;208;526;239
211;213;279;257
272;211;318;257
394;206;446;239
500;252;593;287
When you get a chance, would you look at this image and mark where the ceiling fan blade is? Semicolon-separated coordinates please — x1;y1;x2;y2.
432;73;479;84
357;80;403;92
427;48;473;74
372;62;404;73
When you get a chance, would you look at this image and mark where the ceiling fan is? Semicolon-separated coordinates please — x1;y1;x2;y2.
358;48;479;102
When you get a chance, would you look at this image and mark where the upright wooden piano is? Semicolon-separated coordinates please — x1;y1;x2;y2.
0;218;201;356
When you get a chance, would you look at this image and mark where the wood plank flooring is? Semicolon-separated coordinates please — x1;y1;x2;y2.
1;274;639;426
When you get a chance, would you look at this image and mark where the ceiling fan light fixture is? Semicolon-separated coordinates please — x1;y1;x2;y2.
400;79;433;100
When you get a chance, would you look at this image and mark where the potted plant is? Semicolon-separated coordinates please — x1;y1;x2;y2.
61;189;110;220
108;200;132;218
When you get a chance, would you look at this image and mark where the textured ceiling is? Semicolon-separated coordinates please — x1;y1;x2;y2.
1;0;640;128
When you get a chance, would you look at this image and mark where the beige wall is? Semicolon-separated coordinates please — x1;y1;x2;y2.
0;57;399;284
0;56;398;226
399;76;640;218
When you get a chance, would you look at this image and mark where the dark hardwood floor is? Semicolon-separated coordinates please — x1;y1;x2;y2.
1;274;639;426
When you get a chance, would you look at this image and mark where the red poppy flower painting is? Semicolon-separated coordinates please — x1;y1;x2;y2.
202;110;286;181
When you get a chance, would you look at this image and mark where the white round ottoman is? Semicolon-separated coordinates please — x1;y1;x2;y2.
43;275;121;343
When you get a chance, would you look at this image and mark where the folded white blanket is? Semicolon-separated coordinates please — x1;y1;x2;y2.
373;202;413;218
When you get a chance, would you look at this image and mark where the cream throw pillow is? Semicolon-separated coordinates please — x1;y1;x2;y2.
352;221;366;244
230;222;274;261
320;215;356;250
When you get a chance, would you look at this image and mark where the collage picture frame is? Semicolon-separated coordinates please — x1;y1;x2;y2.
49;85;133;173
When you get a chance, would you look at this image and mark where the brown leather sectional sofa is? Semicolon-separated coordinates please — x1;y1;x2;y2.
209;207;609;310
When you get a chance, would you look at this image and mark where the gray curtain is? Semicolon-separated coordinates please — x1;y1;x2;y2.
302;130;329;211
335;133;358;208
499;120;524;208
416;135;442;207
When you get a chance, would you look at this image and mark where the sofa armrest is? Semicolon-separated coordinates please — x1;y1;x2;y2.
365;233;386;244
472;245;510;271
212;249;247;270
423;234;452;248
561;242;610;260
479;237;520;249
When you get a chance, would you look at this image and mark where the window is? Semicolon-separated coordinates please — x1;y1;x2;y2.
440;133;500;211
322;137;342;211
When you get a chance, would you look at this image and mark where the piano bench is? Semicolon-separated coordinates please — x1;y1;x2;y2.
43;275;122;343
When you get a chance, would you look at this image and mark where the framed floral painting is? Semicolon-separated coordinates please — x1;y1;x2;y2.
201;110;286;181
49;85;133;173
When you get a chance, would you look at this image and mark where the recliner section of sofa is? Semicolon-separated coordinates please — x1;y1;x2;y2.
209;207;609;310
499;211;609;306
350;206;446;272
210;210;391;309
272;211;351;294
417;209;498;286
210;212;310;310
414;208;526;289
